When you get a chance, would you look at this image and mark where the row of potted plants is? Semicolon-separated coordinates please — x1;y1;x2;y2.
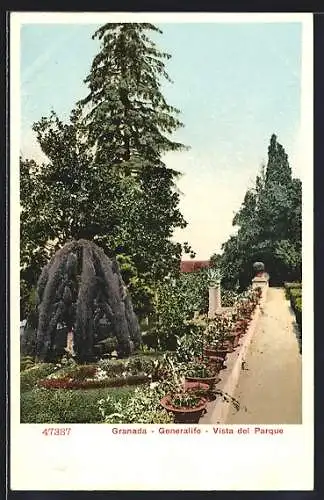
158;287;262;423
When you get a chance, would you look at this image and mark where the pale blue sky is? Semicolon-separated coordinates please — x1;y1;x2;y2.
20;22;302;258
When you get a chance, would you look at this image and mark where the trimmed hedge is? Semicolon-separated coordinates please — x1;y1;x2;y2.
294;296;302;330
284;282;302;300
284;282;302;331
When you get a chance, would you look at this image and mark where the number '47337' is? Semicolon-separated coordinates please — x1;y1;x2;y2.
42;428;71;436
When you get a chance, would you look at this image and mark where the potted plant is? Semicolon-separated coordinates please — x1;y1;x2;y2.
223;311;241;347
206;335;235;355
184;358;220;388
215;314;235;350
235;317;249;331
203;353;225;371
203;337;228;360
237;300;253;321
183;380;216;401
226;330;240;349
160;391;207;423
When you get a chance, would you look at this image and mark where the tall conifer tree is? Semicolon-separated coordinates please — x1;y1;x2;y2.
217;134;302;287
80;23;185;170
78;22;190;281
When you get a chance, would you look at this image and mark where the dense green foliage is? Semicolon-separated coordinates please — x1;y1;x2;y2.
21;386;135;423
143;270;210;350
20;23;192;319
284;282;302;331
98;385;174;424
284;282;302;300
214;134;302;288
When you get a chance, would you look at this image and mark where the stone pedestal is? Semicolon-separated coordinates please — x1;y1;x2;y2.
252;272;269;301
208;283;222;318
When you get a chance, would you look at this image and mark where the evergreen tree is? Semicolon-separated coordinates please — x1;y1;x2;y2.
80;23;185;169
217;134;302;287
78;22;190;281
265;134;292;186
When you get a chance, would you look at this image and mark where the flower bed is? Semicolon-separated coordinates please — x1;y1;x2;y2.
38;373;149;390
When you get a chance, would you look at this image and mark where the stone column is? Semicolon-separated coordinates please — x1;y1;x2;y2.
208;280;221;318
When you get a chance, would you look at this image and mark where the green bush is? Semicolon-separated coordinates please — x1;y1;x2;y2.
20;356;35;372
221;290;239;307
294;296;302;330
20;363;57;393
289;288;302;310
284;282;302;300
147;270;210;350
21;386;135;423
97;354;161;377
294;296;302;311
289;288;302;298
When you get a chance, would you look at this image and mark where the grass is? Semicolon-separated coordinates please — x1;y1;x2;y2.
21;385;137;423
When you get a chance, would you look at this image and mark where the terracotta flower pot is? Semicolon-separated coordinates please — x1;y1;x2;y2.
236;320;249;333
203;347;223;359
160;395;207;423
185;374;220;388
184;381;217;402
184;381;210;391
204;353;225;371
234;328;244;338
209;348;228;360
219;339;234;353
224;334;238;350
228;331;241;348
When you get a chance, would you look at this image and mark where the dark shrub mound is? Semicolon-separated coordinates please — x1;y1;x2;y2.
22;239;142;362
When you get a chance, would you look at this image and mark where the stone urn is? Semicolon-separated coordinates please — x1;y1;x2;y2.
253;261;265;277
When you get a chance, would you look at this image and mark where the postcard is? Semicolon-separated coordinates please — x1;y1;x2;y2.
10;11;313;491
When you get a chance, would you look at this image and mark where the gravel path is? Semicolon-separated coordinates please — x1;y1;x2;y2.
226;287;302;424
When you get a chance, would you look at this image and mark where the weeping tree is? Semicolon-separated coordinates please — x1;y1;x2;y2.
33;239;141;362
